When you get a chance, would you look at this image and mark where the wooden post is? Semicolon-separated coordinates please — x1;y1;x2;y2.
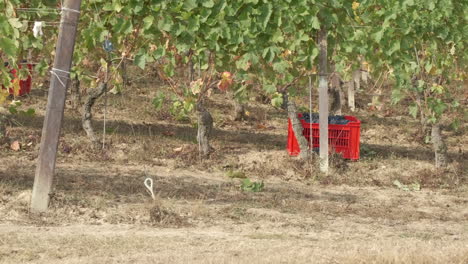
361;71;368;84
347;81;354;111
318;27;329;173
350;70;360;112
361;60;369;84
31;0;82;213
353;70;361;92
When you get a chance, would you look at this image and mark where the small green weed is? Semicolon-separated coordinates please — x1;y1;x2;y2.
226;170;246;179
8;101;35;116
393;180;421;191
240;178;264;192
361;145;377;158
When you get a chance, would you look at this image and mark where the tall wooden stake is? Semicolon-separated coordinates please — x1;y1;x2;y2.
348;70;360;112
31;0;82;213
347;80;355;112
318;27;329;173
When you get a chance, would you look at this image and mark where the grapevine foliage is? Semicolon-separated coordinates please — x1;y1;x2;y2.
0;0;466;125
355;0;467;124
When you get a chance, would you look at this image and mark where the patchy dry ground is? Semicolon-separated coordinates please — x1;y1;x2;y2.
1;161;467;264
0;76;467;263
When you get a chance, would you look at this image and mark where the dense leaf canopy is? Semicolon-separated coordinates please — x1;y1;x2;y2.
1;0;466;119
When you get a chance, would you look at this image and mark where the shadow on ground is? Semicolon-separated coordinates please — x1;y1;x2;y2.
0;164;355;204
361;143;466;164
2;163;463;224
15;114;286;150
14;114;466;163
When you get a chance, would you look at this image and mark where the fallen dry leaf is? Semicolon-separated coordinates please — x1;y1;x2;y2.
163;131;175;136
10;141;20;151
173;147;183;152
62;144;72;154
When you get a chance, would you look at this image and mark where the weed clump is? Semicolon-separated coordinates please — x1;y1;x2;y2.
149;202;188;227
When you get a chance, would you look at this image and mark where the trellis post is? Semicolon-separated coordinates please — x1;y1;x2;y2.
31;0;82;213
318;27;329;173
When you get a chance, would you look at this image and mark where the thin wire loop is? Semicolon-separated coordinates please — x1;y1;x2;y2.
15;8;59;13
21;20;61;25
50;68;71;87
61;7;80;14
15;7;80;15
144;178;156;200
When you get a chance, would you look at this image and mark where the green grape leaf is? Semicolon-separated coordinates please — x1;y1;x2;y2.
134;54;147;70
0;38;17;57
259;4;273;30
311;16;320;30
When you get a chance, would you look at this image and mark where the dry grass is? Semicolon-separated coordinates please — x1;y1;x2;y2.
1;224;467;264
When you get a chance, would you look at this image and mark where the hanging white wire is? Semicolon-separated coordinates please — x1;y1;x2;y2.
15;8;60;14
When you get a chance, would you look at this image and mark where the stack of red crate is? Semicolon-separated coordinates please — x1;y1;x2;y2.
287;114;361;160
2;63;33;96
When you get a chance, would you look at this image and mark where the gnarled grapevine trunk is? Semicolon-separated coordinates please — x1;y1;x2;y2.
197;103;214;157
0;114;7;144
287;101;309;160
188;58;195;82
82;82;107;148
431;123;448;168
415;92;431;140
71;76;81;110
233;100;247;121
330;72;343;115
280;90;289;110
121;58;129;86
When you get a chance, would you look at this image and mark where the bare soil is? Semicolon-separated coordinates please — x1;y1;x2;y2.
0;76;467;263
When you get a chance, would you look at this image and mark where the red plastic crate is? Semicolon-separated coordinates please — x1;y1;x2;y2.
2;63;33;96
287;114;361;160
